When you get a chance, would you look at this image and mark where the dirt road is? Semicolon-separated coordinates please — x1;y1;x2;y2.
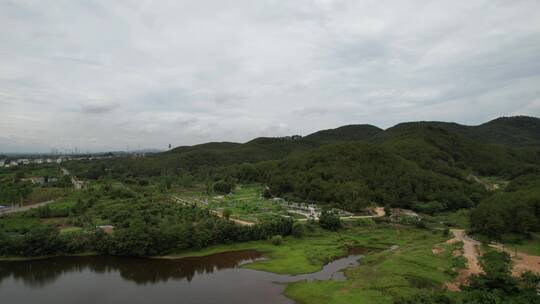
445;229;482;291
489;243;540;276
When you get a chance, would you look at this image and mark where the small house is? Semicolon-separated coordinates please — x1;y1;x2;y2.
97;225;115;234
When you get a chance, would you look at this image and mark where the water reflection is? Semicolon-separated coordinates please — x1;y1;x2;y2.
0;250;263;287
0;249;368;304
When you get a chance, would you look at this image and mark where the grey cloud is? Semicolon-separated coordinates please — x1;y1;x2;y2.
80;103;117;114
293;106;330;116
0;0;539;152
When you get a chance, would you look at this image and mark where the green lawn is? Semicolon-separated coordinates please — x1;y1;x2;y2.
59;226;83;234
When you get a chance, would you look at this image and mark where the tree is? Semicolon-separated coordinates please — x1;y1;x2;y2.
213;180;235;194
15;183;32;207
384;205;392;217
20;225;61;257
222;208;232;220
57;175;73;188
292;222;305;238
319;208;342;231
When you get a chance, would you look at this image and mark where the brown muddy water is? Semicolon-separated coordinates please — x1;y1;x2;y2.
0;249;365;304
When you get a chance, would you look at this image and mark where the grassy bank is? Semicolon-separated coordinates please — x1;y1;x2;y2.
165;223;459;304
284;226;458;304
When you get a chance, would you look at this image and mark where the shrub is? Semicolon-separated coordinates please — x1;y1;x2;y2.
271;235;283;246
443;228;450;236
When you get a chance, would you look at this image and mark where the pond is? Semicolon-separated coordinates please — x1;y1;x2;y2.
0;249;365;304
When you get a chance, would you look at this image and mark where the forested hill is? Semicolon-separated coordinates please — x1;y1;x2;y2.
67;116;539;180
382;116;540;148
303;124;382;144
65;115;540;237
153;116;540;172
167;116;540;159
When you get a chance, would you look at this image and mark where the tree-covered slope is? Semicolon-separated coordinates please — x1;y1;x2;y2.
376;124;540;177
376;116;540;148
304;124;382;144
470;173;540;238
261;142;485;211
473;116;540;147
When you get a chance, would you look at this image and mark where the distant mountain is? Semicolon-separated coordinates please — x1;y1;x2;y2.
473;116;540;147
160;116;539;172
169;142;241;154
304;124;382;144
379;116;540;148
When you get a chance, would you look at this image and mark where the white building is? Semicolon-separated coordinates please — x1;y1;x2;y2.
17;159;30;165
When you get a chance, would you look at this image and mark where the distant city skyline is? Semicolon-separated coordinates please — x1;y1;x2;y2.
1;1;539;153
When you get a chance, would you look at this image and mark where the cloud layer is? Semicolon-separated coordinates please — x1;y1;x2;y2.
1;0;539;152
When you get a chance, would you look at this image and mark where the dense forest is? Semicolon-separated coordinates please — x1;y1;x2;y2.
0;193;293;257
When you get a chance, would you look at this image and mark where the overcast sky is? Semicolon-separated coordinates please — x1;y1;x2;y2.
1;0;539;153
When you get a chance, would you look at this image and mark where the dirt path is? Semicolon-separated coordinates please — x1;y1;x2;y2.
488;243;540;276
61;168;84;189
339;206;386;220
0;200;55;216
211;209;254;226
445;229;482;291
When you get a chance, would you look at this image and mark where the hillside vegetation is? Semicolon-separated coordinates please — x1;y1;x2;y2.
61;115;540;240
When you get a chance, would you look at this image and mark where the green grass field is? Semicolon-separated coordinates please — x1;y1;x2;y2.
423;209;470;229
173;184;293;223
47;198;77;213
284;227;457;304
169;224;458;303
59;226;83;234
0;216;42;233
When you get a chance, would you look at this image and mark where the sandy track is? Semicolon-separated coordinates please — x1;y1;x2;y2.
445;229;482;291
445;229;540;291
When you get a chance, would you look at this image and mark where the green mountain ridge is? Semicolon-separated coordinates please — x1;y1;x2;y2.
69;115;540;213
